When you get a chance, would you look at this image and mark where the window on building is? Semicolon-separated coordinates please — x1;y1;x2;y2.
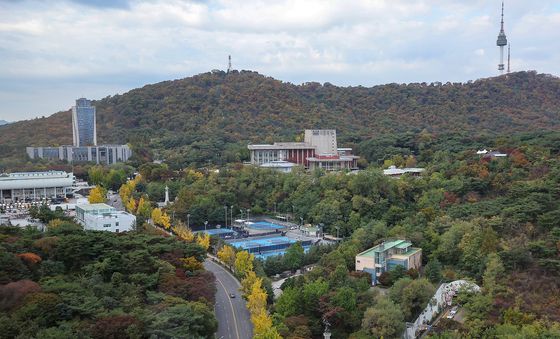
103;224;111;228
115;222;119;226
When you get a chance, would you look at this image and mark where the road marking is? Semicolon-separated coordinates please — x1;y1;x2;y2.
215;273;241;339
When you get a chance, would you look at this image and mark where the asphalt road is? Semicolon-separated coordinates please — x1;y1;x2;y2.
107;192;123;211
204;259;253;339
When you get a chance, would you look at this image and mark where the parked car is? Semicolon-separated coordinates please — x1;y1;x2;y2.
229;293;236;298
446;306;459;319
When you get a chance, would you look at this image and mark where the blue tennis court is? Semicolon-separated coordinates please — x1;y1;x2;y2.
200;228;236;235
228;236;295;250
246;221;285;230
227;236;313;259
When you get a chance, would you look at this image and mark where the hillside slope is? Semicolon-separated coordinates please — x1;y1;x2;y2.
1;70;559;167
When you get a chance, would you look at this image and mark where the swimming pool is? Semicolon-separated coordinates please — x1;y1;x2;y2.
246;221;285;230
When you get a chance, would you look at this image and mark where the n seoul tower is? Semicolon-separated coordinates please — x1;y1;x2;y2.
496;2;508;74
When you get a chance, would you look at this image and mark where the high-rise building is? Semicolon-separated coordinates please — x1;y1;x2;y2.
72;98;97;146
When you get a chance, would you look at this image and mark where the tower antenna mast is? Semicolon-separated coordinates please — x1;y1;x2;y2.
227;55;232;73
496;1;508;74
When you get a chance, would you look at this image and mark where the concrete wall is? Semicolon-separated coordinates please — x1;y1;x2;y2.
355;255;375;272
304;130;337;154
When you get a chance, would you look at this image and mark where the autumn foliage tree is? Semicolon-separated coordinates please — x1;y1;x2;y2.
217;245;236;270
88;185;106;203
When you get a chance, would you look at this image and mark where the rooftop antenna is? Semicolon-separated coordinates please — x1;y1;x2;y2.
496;1;508;74
507;44;511;73
227;55;232;73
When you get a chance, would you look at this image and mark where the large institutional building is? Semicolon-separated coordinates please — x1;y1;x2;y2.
248;129;359;171
0;171;75;203
27;98;131;164
26;144;131;165
75;203;136;233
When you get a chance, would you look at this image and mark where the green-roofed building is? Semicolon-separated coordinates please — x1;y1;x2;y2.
355;239;422;285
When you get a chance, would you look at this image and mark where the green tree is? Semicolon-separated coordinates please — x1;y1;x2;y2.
424;259;443;283
284;242;304;272
147;302;217;338
275;287;302;317
361;296;405;338
482;253;505;296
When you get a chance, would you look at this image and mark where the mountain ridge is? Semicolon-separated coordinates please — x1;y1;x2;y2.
1;70;559;167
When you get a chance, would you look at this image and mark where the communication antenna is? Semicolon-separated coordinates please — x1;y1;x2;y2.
227;55;232;73
496;1;508;74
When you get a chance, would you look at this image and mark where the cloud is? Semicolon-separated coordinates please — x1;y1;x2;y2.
0;0;559;120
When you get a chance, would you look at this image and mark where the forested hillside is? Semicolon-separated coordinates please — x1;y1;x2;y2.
1;70;559;169
0;223;217;338
130;132;560;338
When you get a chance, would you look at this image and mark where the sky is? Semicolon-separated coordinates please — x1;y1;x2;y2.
0;0;559;121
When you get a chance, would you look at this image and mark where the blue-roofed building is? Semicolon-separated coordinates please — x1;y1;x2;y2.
355;239;422;285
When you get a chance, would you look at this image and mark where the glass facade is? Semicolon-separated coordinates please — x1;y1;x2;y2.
72;98;96;146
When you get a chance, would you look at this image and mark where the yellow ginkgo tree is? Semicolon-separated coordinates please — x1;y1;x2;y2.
88;186;106;203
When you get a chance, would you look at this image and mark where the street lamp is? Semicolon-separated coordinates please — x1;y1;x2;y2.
224;205;227;228
230;205;233;230
187;214;190;228
204;220;208;231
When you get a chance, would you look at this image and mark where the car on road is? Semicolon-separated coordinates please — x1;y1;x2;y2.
229;293;236;298
446;306;459;319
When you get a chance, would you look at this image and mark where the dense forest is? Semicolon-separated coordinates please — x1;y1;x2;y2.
112;131;560;338
0;223;218;338
1;70;559;170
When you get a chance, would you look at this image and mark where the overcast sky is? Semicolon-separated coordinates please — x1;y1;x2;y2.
0;0;559;121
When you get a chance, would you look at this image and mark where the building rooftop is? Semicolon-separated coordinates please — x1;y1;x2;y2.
357;239;416;257
248;142;315;150
77;203;115;211
260;161;297;168
307;155;359;162
383;166;425;176
0;171;71;179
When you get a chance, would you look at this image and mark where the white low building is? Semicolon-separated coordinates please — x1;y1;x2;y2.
260;160;298;173
75;203;135;233
0;171;75;203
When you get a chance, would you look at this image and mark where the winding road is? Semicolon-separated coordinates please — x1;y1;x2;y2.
204;259;253;339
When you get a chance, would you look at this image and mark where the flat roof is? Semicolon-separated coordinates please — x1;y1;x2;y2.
76;203;114;211
248;142;315;150
0;171;70;178
307;156;358;162
383;166;425;176
357;239;413;257
260;161;297;168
